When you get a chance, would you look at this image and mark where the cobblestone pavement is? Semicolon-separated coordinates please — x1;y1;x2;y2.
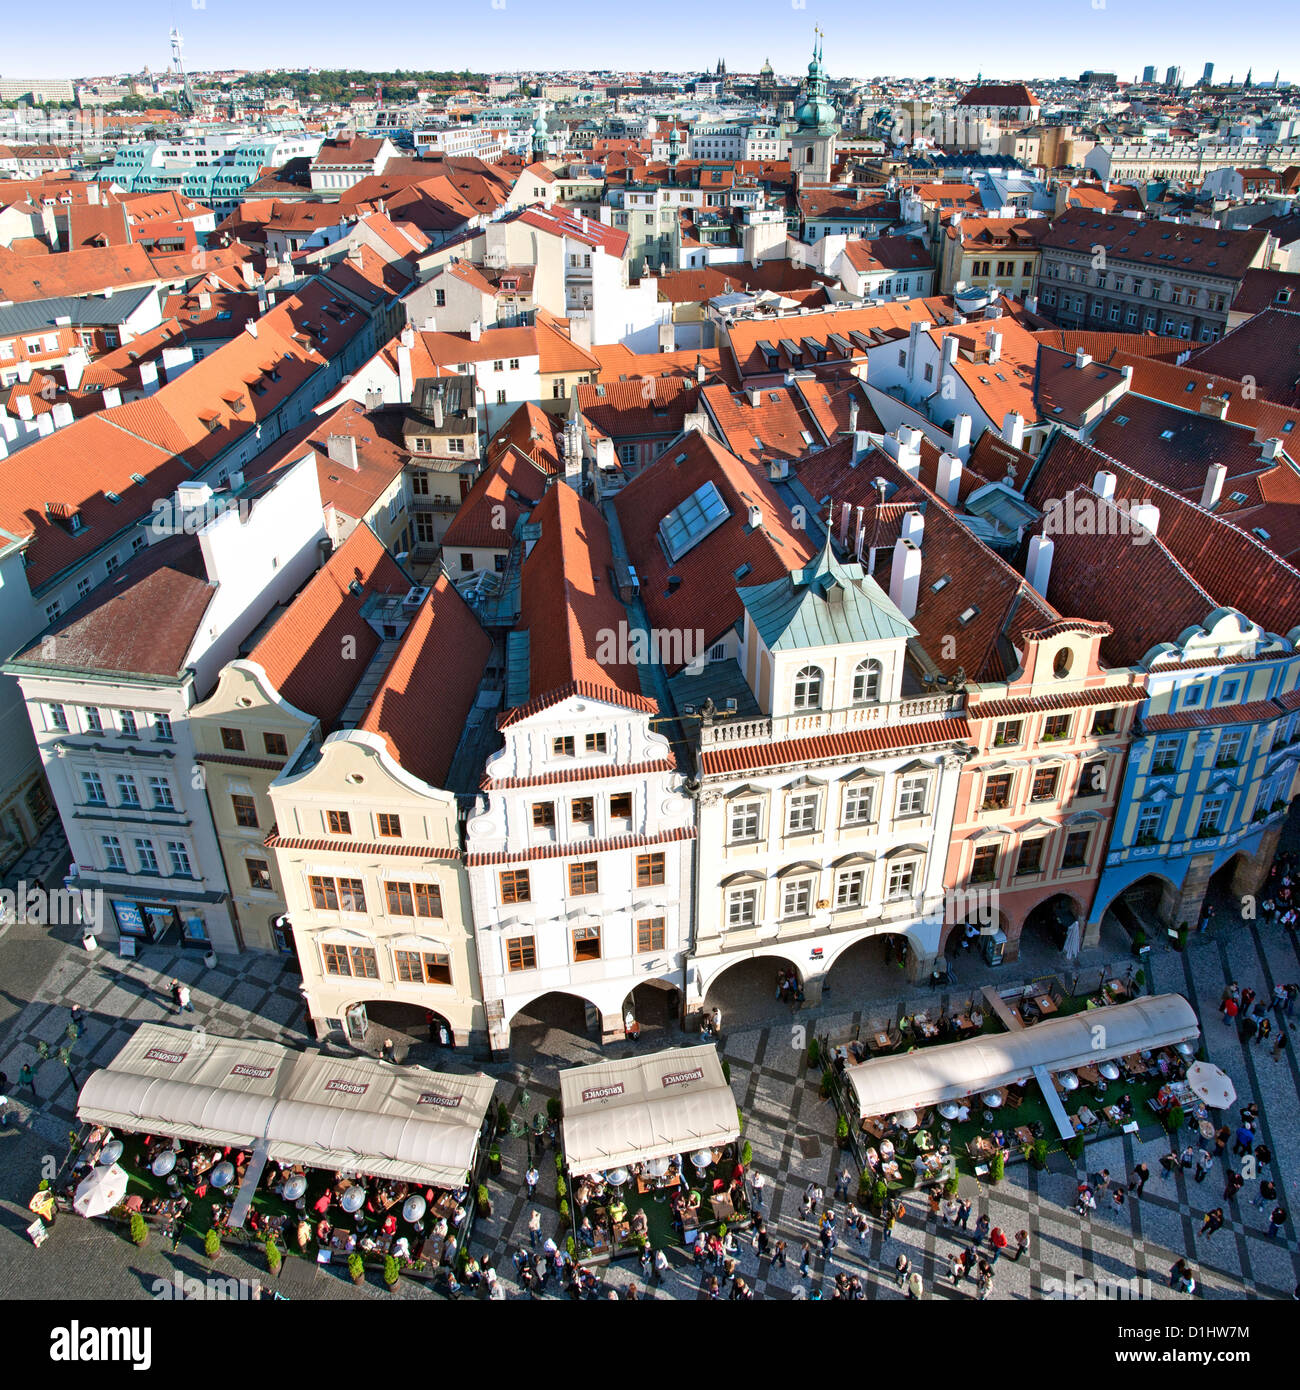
5;844;1300;1300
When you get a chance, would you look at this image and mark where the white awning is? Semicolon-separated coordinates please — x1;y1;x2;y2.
560;1044;739;1175
845;993;1200;1119
76;1024;496;1190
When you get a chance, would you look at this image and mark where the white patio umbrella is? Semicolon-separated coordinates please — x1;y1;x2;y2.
99;1139;124;1167
605;1168;630;1188
340;1185;366;1213
1058;1072;1079;1091
210;1161;235;1189
151;1149;176;1177
74;1163;129;1218
282;1175;308;1202
1185;1061;1235;1110
892;1109;919;1130
1062;918;1081;962
645;1156;670;1177
403;1194;427;1223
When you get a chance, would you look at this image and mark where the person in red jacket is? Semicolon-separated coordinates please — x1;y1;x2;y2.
989;1226;1009;1263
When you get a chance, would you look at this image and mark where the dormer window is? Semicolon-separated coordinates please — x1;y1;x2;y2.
792;665;823;711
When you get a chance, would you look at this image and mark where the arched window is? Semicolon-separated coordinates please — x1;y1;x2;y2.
793;665;823;710
852;658;882;704
805;146;814;164
1053;648;1072;679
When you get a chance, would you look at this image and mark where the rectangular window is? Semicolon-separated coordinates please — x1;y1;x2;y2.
982;774;1013;811
395;949;422;983
971;845;998;883
1016;839;1044;876
48;703;69;732
727;887;759;927
531;802;555;828
994;719;1022;746
1136;804;1163;844
1151;738;1179;774
348;945;378;978
323;943;350;976
263;732;288;756
153;712;173;742
500;869;531;903
85;707;103;733
507;935;537;971
786;791;819;835
730;799;761;841
377;813;401;837
101;835;126;871
610;792;633;819
1216;732;1245;767
220;726;245;751
82;771;106;804
568;860;599;895
886;860;916;898
1091;708;1117;736
326;810;352;835
149;776;174;810
337;878;366;913
1062;830;1090;868
553;736;575;757
572;924;602;961
835;868;866;909
781;878;813;919
570;797;594;823
310;875;340;911
897;777;927;817
1197;798;1224;837
134;839;159;874
1044;714;1070;740
118;710;137;737
1031;768;1060;802
843;783;874;825
1078;760;1107;798
584;732;607;753
231;794;258;828
166;841;192;876
247;859;272;890
636;852;665;887
637;918;666;952
413;882;442;918
116;774;141;808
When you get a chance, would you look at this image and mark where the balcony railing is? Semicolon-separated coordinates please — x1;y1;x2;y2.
698;693;961;749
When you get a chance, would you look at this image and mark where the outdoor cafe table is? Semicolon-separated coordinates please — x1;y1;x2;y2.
1076;1064;1101;1085
637;1173;682;1195
1075;1106;1099;1130
1104;979;1130;1001
913;1015;940;1040
1103;1106;1125;1126
1014;1125;1035;1146
1036;995;1060;1016
861;1116;889;1139
967;1136;996;1161
867;1031;895;1053
952;1013;977;1033
881;1161;902;1183
433;1193;459;1217
330;1231;357;1254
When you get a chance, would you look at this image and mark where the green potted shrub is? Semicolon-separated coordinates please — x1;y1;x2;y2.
204;1228;221;1260
348;1253;365;1286
741;1140;752;1166
1029;1139;1049;1170
819;1067;833;1099
476;1183;491;1218
486;1146;502;1177
546;1097;562;1122
721;1060;731;1084
1064;1137;1084;1160
555;1174;567;1200
807;1039;820;1068
1133;969;1146;991
554;1152;564;1173
835;1115;850;1149
383;1255;400;1291
1164;1103;1185;1134
990;1152;1005;1184
496;1100;509;1132
717;1222;727;1243
129;1212;149;1247
736;1106;745;1134
265;1238;282;1277
858;1171;875;1203
558;1198;570;1221
565;1235;576;1259
944;1175;960;1199
872;1179;888;1213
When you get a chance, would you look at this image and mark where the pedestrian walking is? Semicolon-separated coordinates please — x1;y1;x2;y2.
835;1167;851;1202
989;1226;1008;1262
1014;1229;1030;1261
1223;998;1239;1027
977;1260;994;1300
907;1270;924;1300
1257;1017;1273;1048
653;1247;668;1284
1160;1150;1180;1182
1223;1171;1244;1203
955;1198;972;1230
1273;1030;1289;1062
751;1170;765;1211
1240;1014;1257;1044
1272;983;1288;1016
799;1242;812;1278
1129;1163;1150;1195
69;1005;85;1038
527;1208;541;1248
1268;1204;1288;1238
882;1205;897;1243
973;1213;990;1248
1254;1143;1272;1173
773;1239;787;1269
1194;1149;1212;1182
1253;1179;1278;1212
380;1037;395;1062
1286;983;1299;1016
948;1250;963;1284
894;1253;910;1288
525;1164;539;1198
1200;1207;1225;1237
1233;1125;1255;1157
18;1063;37;1099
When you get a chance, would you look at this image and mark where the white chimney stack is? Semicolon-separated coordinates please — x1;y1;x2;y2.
1026;534;1054;597
51;402;74;430
1131;503;1160;536
985;330;1003;364
326;435;360;471
397;344;414;403
1092;470;1117;500
468;320;482;342
838;503;851;548
951;413;973;455
901;509;925;546
15;393;34;421
889;537;922;619
1262;437;1283;460
1201;462;1227;509
102;386;122;408
1001;411;1025;450
941;335;959;367
1075;347;1093;369
936;451;963;505
139;359;160;395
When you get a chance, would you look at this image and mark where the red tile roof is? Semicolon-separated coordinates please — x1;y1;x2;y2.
1041;209;1269;282
1184;308;1300;408
487;401;563;475
840;235;934;274
613;429;817;661
701;717;972;776
1144;698;1285;731
701;381;827;463
514;483;653;711
957;83;1038;107
575;375;701;440
466;824;693;867
0;242;159;301
442;446;548;550
247;522;410;730
356;574;491;786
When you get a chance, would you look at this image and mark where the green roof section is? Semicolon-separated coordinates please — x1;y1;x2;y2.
737;535;916;651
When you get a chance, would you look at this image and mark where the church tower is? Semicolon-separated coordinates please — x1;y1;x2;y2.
789;32;838;189
531;105;549;161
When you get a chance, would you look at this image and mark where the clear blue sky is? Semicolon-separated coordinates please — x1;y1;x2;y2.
4;0;1295;83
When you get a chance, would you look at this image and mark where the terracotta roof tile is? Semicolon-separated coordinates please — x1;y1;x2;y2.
701;717;972;776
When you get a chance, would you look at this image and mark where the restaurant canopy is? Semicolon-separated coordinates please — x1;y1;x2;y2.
845;993;1199;1120
560;1044;739;1175
76;1024;496;1189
